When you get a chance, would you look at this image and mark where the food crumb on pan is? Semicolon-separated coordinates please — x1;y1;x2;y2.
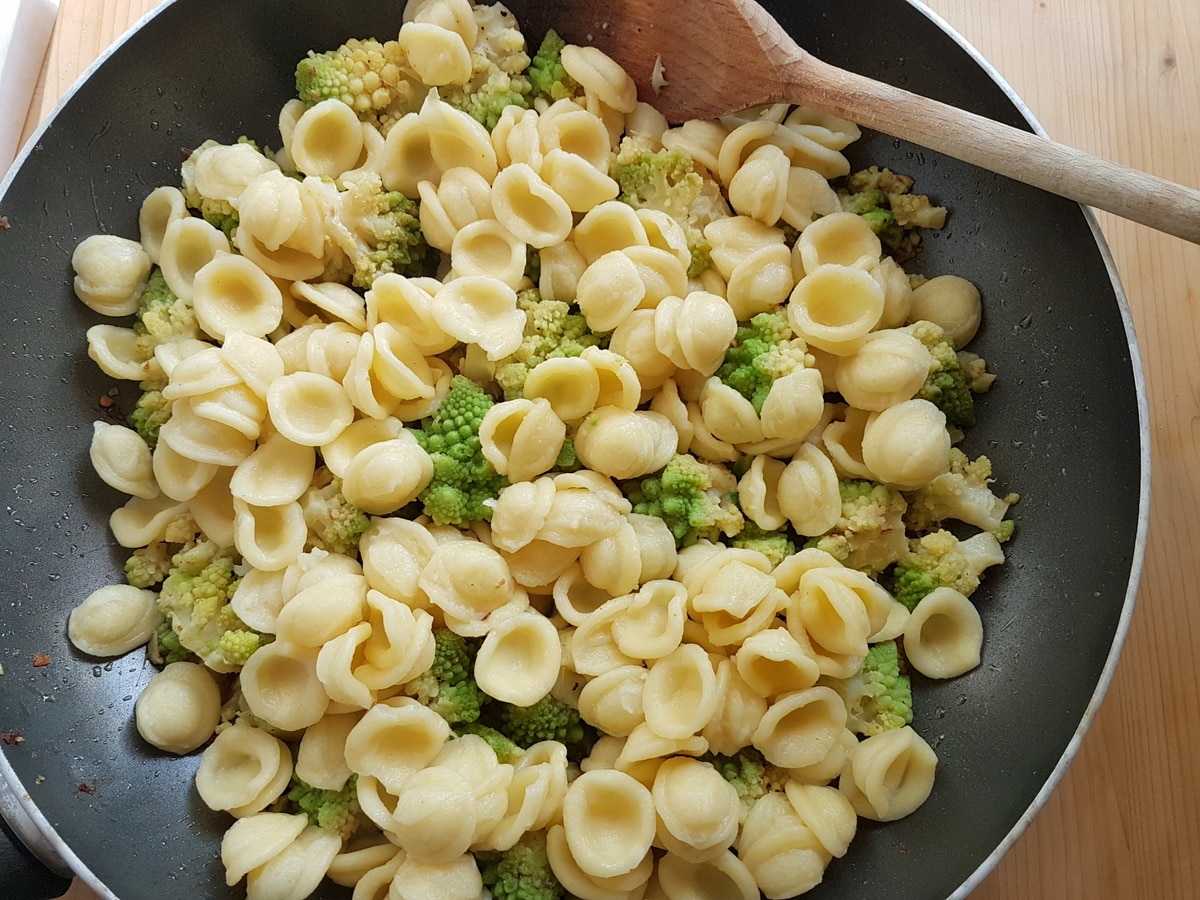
651;54;668;92
34;775;45;785
0;729;23;745
0;216;10;230
32;652;51;667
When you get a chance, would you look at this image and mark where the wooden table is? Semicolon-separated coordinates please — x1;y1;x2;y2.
19;1;1200;898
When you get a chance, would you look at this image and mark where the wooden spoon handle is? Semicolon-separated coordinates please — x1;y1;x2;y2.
790;54;1200;243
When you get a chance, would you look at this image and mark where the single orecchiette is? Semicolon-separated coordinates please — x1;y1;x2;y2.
574;407;677;480
479;397;567;482
90;421;158;499
68;583;161;658
134;661;222;754
860;398;952;490
195;722;293;816
474;610;563;705
343;697;450;794
238;640;330;732
651;757;741;862
562;768;657;879
909;274;983;348
903;586;985;678
838;725;938;821
788;263;886;355
71;234;151;316
835;328;931;411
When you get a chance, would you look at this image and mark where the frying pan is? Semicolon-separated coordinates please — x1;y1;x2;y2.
0;0;1149;898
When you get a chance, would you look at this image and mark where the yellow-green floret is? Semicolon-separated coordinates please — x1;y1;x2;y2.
412;375;507;526
156;540;262;673
125;542;174;589
839;166;947;261
526;29;580;104
299;471;371;556
287;773;362;841
477;830;564;900
441;3;533;130
702;748;788;825
453;722;524;765
128;382;171;449
716;310;813;414
829;639;914;736
333;173;429;288
134;268;199;356
295;37;418;132
807;478;909;574
492;288;608;399
908;320;981;428
903;447;1018;537
624;453;745;548
405;626;490;724
729;521;796;568
892;528;1007;611
489;693;584;750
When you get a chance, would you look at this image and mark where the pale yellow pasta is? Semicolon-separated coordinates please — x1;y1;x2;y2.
295;712;360;791
642;643;719;740
560;44;638;113
320;416;405;478
71;233;151;318
575;249;647;332
518;357;600;422
108;494;189;548
562;768;656;879
727;143;791;225
903;586;985;678
314;623;375;710
137;184;190;265
388;853;483;900
703;215;782;282
839;725;938;821
234;173;327;281
572;199;649;265
656;850;760;900
449;218;526;288
159;216;232;303
89;421;158;499
379;113;438;198
407;0;476;43
231;497;306;571
734;628;821;699
243;826;342;900
725;243;794;320
577;518;640;596
608;578;685;661
390;764;479;861
795;210;881;274
67;583;161;658
134;661;222;754
490;161;573;247
546;821;655;900
263;371;353;446
614;722;707;785
623;244;689;310
195;722;293;815
153;438;219;502
484;748;563;851
343;434;435;516
574;407;677;480
191;252;283;341
752;685;847;768
652;757;740;863
229;433;315;506
84;324;151;381
654;290;738;376
537;238;588;301
220;812;308;888
356;516;435;605
635;208;692;271
909;274;984;347
784;780;858;859
781;166;842;231
433;734;514;845
290;280;368;332
492;105;544;172
860;398;951;489
431;275;525;360
366;322;435;401
344;697;450;793
571;595;638;677
737;793;830;899
487;477;558;553
873;255;915;329
611;309;677;395
538;472;631;548
759;366;825;443
699;378;764;445
474;610;562;705
289;98;367;177
275;572;368;647
399;21;472;85
789;263;886;355
326;841;399;890
820;405;875;481
734;454;786;531
835;328;931;410
541;147;620;211
418;538;528;635
551;563;618;626
504;539;580;592
791;567;873;659
478;397;565;482
702;658;768;756
578;665;648;737
238;640;330;732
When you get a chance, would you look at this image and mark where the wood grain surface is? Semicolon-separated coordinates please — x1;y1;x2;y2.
17;1;1200;898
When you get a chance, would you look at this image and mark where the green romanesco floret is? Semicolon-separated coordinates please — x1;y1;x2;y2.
125;542;174;589
892;528;1007;610
412;375;507;526
612;135;726;277
156;540;262;673
554;436;581;472
295;37;420;133
492;288;608;398
146;618;197;666
904;447;1019;537
526;29;580;104
129;382;171;449
299;470;371;555
453;722;524;765
829;639;913;736
405;626;489;724
729;520;796;568
134;269;199;355
907;320;979;428
716;310;813;414
477;830;564;900
441;4;533;129
445;68;531;130
625;453;745;548
333;172;429;288
287;774;362;842
491;693;585;749
807;478;909;574
839;166;948;260
702;748;789;825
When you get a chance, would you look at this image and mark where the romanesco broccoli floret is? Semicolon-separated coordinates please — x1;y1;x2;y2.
441;4;533;129
125;542;174;589
829;639;914;736
157;540;262;673
453;721;524;765
892;528;1007;610
904;447;1019;537
612;135;726;277
134;269;199;355
490;693;584;749
287;773;362;841
405;626;490;724
526;29;580;104
129;381;171;449
332;172;429;288
492;288;608;399
624;453;745;548
729;520;796;568
299;470;371;555
807;478;909;574
411;375;507;526
716;310;813;414
477;830;564;900
907;320;981;428
702;748;788;825
146;618;197;666
295;37;420;133
839;166;947;261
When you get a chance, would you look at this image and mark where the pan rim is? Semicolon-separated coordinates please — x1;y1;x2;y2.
0;1;1152;898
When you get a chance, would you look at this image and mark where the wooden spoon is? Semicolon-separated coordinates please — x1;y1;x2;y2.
551;0;1200;243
